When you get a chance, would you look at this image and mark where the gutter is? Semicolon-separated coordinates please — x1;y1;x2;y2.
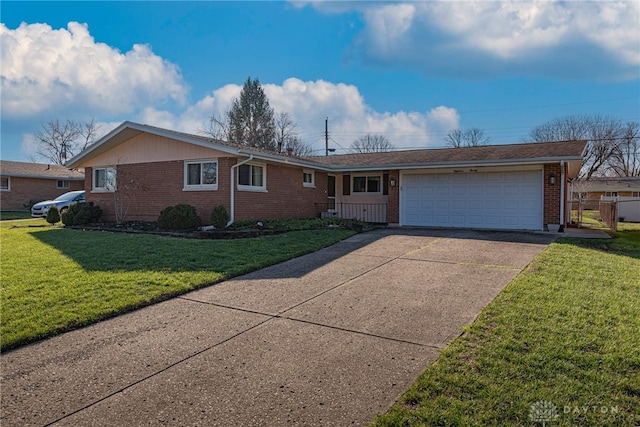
227;155;254;227
319;156;585;173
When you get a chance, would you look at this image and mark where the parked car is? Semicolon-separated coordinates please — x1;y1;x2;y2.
31;190;85;218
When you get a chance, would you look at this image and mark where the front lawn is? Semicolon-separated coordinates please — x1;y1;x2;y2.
0;221;355;351
0;211;32;221
374;226;640;426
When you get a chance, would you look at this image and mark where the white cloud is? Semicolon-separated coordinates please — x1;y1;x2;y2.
1;22;188;118
337;1;640;80
142;78;459;153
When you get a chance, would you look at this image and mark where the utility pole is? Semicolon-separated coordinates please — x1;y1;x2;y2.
325;117;329;156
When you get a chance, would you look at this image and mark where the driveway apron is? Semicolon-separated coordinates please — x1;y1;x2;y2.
1;228;555;426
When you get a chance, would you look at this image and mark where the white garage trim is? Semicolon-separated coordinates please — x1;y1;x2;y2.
400;168;543;231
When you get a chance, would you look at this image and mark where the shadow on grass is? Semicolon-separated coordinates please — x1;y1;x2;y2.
559;229;640;260
29;227;366;278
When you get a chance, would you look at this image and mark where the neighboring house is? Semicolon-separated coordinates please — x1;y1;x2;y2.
571;177;640;200
66;121;586;231
0;161;85;211
571;177;640;223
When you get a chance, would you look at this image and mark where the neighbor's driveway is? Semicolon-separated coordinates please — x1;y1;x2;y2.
1;228;554;426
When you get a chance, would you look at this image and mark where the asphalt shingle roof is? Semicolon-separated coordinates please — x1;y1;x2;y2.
0;161;85;180
306;140;587;168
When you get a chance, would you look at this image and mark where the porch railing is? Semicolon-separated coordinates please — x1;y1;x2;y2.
315;203;388;224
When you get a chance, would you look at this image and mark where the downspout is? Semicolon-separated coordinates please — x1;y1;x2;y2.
227;155;254;227
560;160;565;230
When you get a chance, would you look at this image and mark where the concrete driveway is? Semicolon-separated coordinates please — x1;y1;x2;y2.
1;228;555;426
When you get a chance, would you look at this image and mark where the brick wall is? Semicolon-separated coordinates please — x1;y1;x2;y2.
1;177;84;211
86;159;328;223
387;170;400;224
543;163;562;228
235;165;328;221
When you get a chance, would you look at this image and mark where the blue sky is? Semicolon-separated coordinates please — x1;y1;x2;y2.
2;1;639;161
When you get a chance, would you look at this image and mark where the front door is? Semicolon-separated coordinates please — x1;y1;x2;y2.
327;175;336;211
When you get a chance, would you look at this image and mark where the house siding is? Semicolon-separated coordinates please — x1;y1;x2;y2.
1;177;84;211
86;160;327;223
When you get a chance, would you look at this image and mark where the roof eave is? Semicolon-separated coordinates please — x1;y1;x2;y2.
329;156;585;172
4;173;84;180
238;150;334;171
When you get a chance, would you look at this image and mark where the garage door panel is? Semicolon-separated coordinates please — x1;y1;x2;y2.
402;171;542;230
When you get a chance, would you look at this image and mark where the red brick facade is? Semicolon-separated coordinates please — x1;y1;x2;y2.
387;169;400;224
86;159;328;224
543;163;562;228
1;177;84;211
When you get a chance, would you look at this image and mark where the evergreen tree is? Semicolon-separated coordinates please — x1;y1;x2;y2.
228;77;276;151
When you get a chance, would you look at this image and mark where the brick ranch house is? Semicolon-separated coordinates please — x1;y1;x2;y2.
0;161;85;211
66;121;586;232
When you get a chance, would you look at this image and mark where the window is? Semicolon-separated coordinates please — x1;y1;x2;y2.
352;175;382;194
93;167;116;192
633;191;640;198
1;176;9;191
238;163;266;191
57;180;70;189
303;170;315;188
605;191;618;197
184;159;218;190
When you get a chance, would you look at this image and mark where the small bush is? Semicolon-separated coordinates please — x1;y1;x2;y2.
158;204;202;230
46;206;61;225
210;204;230;229
62;202;103;226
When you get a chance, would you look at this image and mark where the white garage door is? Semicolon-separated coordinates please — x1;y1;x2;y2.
401;170;543;230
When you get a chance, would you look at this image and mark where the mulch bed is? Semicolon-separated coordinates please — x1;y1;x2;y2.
69;221;361;239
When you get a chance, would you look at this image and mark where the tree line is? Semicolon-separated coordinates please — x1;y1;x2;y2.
29;78;639;178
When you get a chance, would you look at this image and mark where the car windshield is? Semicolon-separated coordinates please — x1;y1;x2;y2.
54;192;81;202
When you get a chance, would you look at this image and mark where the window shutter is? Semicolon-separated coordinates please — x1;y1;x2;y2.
383;173;389;195
342;174;351;195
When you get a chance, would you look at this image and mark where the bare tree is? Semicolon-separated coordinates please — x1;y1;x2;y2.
445;128;490;148
608;121;640;177
528;114;632;179
351;134;394;153
569;178;591;227
31;118;100;165
199;111;231;141
274;111;297;153
284;136;314;157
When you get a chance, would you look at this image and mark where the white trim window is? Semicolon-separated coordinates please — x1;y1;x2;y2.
184;159;218;190
57;180;70;189
303;170;315;188
1;176;9;191
352;174;382;194
93;167;117;192
238;163;266;192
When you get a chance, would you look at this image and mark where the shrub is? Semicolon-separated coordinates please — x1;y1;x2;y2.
62;202;103;226
210;204;230;229
158;204;202;230
46;206;60;225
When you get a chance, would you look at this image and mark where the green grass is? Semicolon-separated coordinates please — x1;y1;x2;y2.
373;228;640;426
0;221;355;350
0;211;32;220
